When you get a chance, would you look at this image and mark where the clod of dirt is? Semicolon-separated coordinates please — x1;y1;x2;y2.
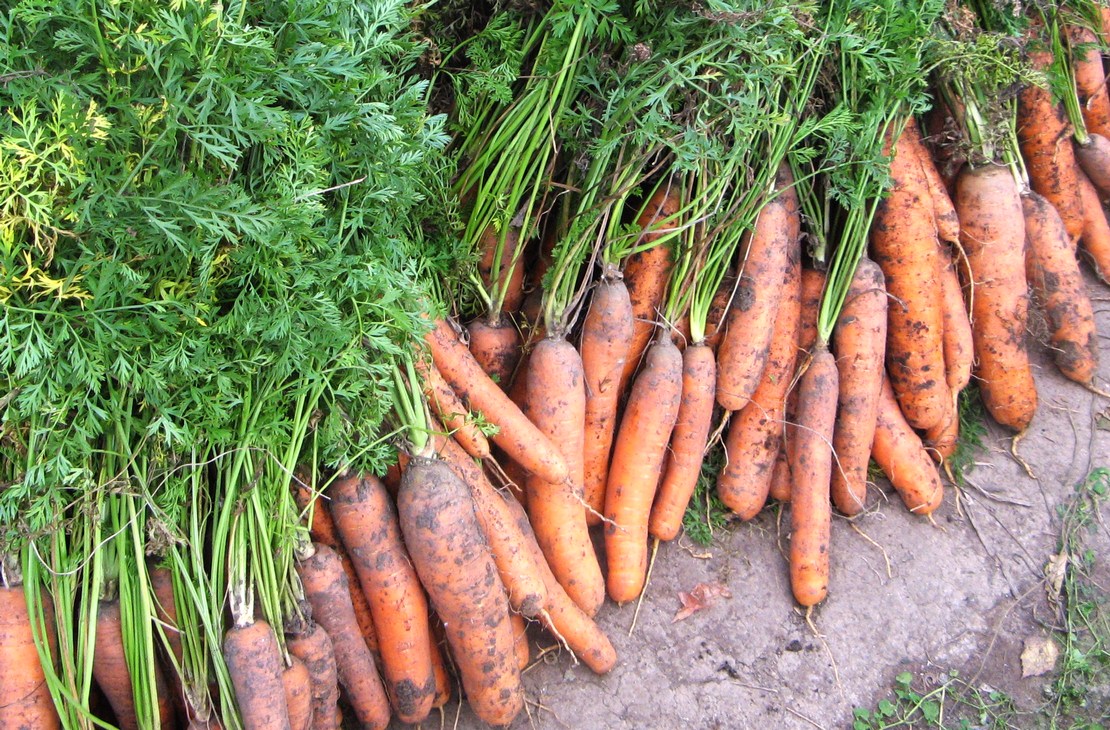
1020;635;1059;677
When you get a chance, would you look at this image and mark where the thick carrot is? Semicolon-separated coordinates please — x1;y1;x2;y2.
1077;167;1110;282
767;446;792;503
502;496;616;674
829;257;888;517
326;473;434;724
870;127;950;432
295;543;390;730
223;620;291;730
620;186;681;389
905;117;960;244
716;185;798;411
397;456;523;727
956;164;1037;431
286;621;341;730
416;356;491;459
509;611;530;672
604;335;683;604
92;598;175;730
425;317;569;485
466;316;523;393
1023;190;1100;385
873;375;945;514
0;585;59;730
1018;49;1086;248
1069;25;1110;140
580;274;634;526
650;341;717;539
938;243;974;395
715;240;801;521
429;426;547;618
282;654;313;730
1075;132;1110;198
789;346;838;607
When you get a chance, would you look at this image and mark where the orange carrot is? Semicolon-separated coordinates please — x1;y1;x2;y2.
149;565;188;720
466;316;523;393
789;346;838;607
1069;25;1110;140
938;243;974;395
905;117;960;244
1023;189;1100;385
797;268;826;357
425;317;569;485
580;274;634;526
829;257;888;517
604;335;683;604
415;356;491;460
427;617;452;709
0;584;59;730
956;164;1038;431
509;612;531;672
923;395;959;463
397;456;523;727
326;473;435;724
702;272;736;353
1077;167;1110;282
767;446;792;503
92;598;175;730
286;621;341;730
477;223;526;315
296;543;391;730
870;126;950;432
1075;132;1110;198
282;654;313;730
222;619;291;730
873;375;945;514
924;95;967;194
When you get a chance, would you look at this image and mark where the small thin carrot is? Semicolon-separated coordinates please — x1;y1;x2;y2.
1077;166;1110;283
905;117;960;244
767;446;792;503
1068;25;1110;140
92;598;175;730
427;616;452;709
282;654;313;730
938;243;974;395
1075;132;1110;198
477;222;526;315
415;356;491;460
509;611;531;672
873;375;945;514
223;619;291;730
286;620;341;730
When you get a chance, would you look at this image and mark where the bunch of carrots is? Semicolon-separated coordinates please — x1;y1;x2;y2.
5;1;1110;729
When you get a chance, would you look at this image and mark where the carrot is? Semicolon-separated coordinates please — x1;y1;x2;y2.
788;346;838;607
502;496;616;674
716;185;798;411
956;164;1038;431
397;456;524;727
1018;49;1086;248
0;584;59;730
1069;25;1110;140
620;186;681;389
223;619;291;730
702;272;735;353
425;317;569;485
798;268;826;356
650;341;717;538
92;598;175;730
923;95;967;194
524;335;605;616
767;446;792;503
1023;189;1100;385
715;240;801;521
923;394;959;463
326;473;435;724
509;611;531;672
938;243;974;395
829;257;888;517
873;375;945;514
149;566;187;717
580;274;634;525
905;117;960;244
282;654;313;730
295;543;390;730
416;356;491;460
1075;132;1110;198
428;426;547;618
286;621;342;730
466;316;523;393
427;617;452;709
870;127;950;432
477;222;526;315
604;335;683;604
1077;167;1110;282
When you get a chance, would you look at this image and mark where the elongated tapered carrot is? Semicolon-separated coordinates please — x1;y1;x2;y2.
1077;167;1110;283
924;394;959;463
92;598;175;730
905;117;960;244
428;425;547;618
605;335;683;604
502;495;616;674
397;456;523;727
620;186;681;389
425;317;569;485
924;95;966;194
1018;49;1086;248
716;180;799;411
427;616;451;709
286;621;341;730
150;565;199;723
1023;190;1100;385
789;346;838;607
873;375;945;514
716;239;801;521
1069;25;1110;140
326;473;435;724
0;585;59;730
467;316;523;392
870;127;949;432
767;446;792;503
509;611;530;672
477;222;526;315
829;257;887;517
1075;132;1110;198
703;272;736;352
797;268;825;357
580;274;634;526
296;543;390;730
777;269;824;506
956;164;1037;431
282;654;313;730
525;335;605;617
938;243;974;395
415;356;491;460
223;619;291;730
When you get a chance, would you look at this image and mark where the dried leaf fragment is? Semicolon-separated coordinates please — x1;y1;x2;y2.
673;582;732;622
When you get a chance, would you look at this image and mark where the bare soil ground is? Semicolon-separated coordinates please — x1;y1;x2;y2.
417;274;1110;730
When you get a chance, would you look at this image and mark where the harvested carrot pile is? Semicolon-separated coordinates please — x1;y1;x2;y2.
2;0;1109;727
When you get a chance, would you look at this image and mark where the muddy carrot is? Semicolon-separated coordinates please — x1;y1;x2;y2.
466;316;523;393
286;621;341;730
1077;166;1110;283
0;584;59;730
223;619;291;730
938;243;974;395
282;654;313;730
873;375;945;514
905;117;960;244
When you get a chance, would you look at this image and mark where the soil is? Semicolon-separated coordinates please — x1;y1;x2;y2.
415;273;1110;730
